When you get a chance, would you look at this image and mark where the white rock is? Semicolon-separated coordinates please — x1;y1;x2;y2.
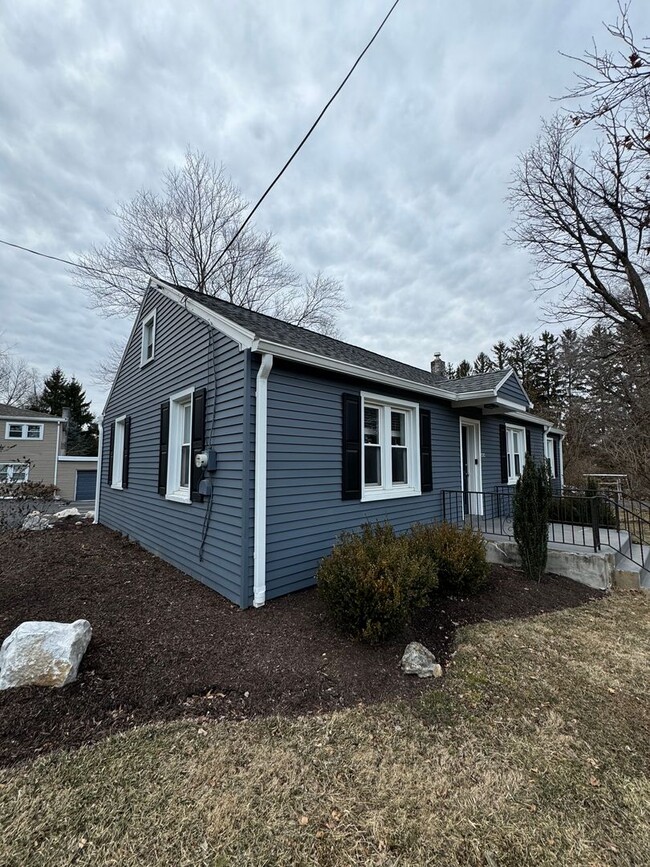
401;641;442;678
84;510;95;520
0;620;92;690
52;507;80;520
21;511;52;531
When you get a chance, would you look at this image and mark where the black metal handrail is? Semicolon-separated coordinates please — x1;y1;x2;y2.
441;488;650;570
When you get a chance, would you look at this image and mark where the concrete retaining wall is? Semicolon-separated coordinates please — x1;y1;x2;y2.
485;539;614;590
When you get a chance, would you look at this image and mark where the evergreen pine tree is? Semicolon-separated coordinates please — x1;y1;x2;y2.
31;367;68;416
492;340;509;369
455;359;472;379
473;352;494;374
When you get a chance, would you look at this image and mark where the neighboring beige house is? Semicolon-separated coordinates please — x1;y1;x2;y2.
0;403;97;501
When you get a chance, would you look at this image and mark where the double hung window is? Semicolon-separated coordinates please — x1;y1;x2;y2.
361;394;420;501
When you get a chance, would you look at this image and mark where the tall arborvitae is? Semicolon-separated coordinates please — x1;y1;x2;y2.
513;454;553;582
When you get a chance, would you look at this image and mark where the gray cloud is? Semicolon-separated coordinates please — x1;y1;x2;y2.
1;0;647;410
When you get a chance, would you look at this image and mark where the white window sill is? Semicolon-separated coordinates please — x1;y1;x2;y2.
139;356;155;369
165;491;191;504
361;487;422;503
110;482;123;490
507;478;520;486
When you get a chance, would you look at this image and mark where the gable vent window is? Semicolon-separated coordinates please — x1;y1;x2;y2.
5;422;43;440
140;309;156;367
361;393;421;502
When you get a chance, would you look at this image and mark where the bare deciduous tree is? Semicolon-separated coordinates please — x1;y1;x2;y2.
509;6;650;362
0;342;39;407
75;150;345;336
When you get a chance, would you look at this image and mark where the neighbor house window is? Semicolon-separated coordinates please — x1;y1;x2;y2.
140;309;156;366
506;425;526;484
545;435;556;479
5;422;43;440
361;393;420;501
166;388;193;502
111;416;126;489
0;463;29;483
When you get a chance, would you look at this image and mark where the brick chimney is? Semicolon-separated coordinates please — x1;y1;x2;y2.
430;353;447;379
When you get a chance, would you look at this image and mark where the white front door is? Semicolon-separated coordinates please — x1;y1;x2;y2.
460;419;483;516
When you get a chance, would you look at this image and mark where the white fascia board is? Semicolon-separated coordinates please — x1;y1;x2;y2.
57;456;98;462
151;278;256;350
253;339;456;401
495;409;555;429
452;391;499;407
0;415;64;423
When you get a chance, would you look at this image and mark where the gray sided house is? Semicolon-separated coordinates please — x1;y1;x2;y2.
98;278;564;608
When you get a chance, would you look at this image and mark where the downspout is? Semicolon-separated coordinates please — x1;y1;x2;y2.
93;414;104;524
253;353;273;607
53;421;61;489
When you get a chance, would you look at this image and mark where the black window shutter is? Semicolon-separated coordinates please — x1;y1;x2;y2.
191;387;207;503
342;393;361;500
553;438;561;479
525;428;532;456
158;402;170;496
122;416;131;489
107;422;115;487
419;409;433;493
499;424;508;484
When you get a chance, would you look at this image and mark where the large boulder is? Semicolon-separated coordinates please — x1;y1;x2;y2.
401;641;443;678
21;511;52;531
52;507;80;521
0;620;92;690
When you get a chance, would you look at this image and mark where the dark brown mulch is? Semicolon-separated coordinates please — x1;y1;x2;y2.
0;524;603;767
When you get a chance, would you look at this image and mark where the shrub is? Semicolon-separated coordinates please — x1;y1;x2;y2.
317;523;437;642
513;454;553;582
409;522;490;595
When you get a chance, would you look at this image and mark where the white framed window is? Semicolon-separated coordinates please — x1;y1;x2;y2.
111;416;126;489
5;422;44;440
166;388;193;503
545;435;556;479
140;309;157;367
361;393;421;502
506;424;526;484
0;462;29;483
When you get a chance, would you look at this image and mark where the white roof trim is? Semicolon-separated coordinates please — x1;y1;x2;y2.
254;339;455;400
152;278;256;350
57;456;98;463
0;415;63;423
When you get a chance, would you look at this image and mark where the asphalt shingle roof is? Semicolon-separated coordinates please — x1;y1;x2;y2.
442;370;509;394
0;403;56;419
171;284;515;398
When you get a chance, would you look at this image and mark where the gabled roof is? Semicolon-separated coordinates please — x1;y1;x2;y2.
442;370;511;395
169;283;452;392
0;403;62;421
150;277;536;412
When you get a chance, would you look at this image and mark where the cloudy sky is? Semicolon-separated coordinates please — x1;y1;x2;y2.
1;0;648;411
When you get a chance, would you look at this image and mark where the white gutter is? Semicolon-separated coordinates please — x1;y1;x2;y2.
93;415;103;524
53;421;61;488
253;354;273;607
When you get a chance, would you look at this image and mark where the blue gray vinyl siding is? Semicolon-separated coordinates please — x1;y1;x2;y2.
99;288;248;605
497;374;530;408
260;362;460;604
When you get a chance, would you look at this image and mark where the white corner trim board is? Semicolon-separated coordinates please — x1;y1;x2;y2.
94;415;103;524
253;353;274;608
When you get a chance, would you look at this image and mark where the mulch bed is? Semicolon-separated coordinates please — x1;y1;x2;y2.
0;524;603;767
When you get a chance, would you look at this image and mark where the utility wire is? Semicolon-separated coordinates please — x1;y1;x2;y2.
204;0;402;280
0;0;402;278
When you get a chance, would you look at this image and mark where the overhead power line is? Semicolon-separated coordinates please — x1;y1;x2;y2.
0;0;403;278
207;0;403;280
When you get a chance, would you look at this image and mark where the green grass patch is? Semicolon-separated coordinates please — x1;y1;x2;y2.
1;592;648;866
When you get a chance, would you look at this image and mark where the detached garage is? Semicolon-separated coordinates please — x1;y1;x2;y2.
56;457;98;501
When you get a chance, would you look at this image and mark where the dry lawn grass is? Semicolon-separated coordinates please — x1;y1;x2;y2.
1;592;649;867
